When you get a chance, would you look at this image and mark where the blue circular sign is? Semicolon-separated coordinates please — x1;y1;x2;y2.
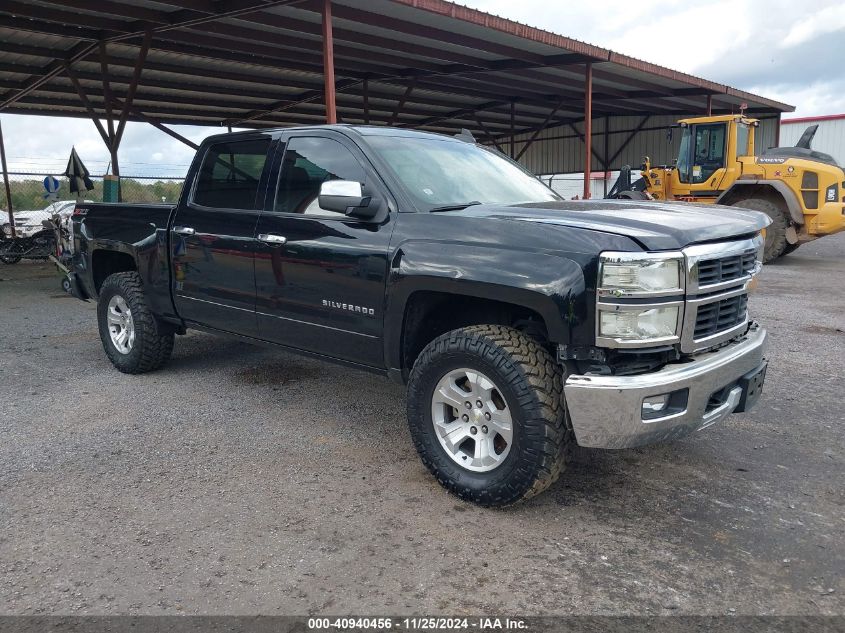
43;175;60;194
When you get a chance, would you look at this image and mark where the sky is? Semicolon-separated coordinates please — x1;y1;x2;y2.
2;0;843;178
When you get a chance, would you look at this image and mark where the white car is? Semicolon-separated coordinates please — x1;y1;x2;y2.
1;200;81;240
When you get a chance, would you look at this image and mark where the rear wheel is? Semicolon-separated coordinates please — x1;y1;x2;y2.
406;325;570;507
97;271;174;374
732;198;790;262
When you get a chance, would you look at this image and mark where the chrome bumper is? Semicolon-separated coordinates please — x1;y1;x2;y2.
564;324;767;449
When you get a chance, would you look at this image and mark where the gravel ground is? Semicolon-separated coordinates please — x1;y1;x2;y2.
0;235;843;617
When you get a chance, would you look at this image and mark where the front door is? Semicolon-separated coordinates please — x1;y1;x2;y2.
253;134;394;367
672;122;728;199
171;135;273;337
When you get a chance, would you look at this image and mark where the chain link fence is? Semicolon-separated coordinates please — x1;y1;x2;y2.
2;173;185;213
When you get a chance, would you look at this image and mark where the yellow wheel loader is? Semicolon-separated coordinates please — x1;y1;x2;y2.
608;114;845;262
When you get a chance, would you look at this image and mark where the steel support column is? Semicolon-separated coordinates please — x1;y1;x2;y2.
603;115;609;197
99;42;119;177
0;118;14;237
363;77;370;124
706;93;713;116
583;62;592;199
321;0;337;124
510;100;515;158
774;112;781;147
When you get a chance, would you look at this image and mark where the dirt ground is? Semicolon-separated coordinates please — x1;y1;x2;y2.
0;235;843;617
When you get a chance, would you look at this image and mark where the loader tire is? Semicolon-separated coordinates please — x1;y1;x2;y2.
97;271;174;374
732;198;789;262
406;324;570;507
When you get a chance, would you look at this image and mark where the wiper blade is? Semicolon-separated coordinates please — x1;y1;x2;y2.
429;201;482;212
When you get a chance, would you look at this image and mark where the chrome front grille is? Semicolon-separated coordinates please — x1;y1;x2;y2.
680;235;763;353
697;252;757;287
693;293;748;339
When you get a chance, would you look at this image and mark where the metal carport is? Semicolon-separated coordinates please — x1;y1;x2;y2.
0;0;793;207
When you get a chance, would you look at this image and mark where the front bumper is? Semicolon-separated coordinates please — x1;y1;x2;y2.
564;324;767;449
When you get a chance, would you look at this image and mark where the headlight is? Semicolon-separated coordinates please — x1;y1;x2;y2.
598;252;683;297
1;223;11;237
598;305;680;341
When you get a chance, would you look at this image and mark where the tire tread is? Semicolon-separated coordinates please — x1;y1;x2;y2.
407;324;571;507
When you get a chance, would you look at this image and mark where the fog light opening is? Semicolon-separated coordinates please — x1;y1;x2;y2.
642;394;670;415
641;388;689;421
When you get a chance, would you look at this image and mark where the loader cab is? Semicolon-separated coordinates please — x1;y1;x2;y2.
669;115;757;199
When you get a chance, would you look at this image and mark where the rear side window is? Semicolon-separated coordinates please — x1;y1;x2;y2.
193;138;271;209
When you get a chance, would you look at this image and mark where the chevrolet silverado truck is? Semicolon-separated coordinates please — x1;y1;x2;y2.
69;125;769;507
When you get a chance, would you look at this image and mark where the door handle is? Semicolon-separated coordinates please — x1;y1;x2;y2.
173;226;195;236
258;233;287;245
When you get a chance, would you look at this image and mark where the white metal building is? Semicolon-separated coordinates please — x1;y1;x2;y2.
780;114;845;165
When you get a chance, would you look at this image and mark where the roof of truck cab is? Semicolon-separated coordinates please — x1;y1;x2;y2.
203;124;461;143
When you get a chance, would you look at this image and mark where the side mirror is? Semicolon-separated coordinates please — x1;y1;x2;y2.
318;180;378;219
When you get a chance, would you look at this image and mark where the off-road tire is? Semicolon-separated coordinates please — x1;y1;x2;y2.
732;197;790;262
407;325;570;507
0;253;21;265
97;272;174;374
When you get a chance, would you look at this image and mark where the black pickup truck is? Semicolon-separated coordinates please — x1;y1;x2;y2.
70;125;769;506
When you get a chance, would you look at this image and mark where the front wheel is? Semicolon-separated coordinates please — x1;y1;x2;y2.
406;325;570;507
97;271;174;374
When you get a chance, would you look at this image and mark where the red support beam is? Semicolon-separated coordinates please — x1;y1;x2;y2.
583;62;593;199
321;0;337;124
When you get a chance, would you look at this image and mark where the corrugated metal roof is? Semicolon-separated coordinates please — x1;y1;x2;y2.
0;0;793;138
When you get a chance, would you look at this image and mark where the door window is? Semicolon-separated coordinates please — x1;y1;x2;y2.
193;138;271;209
274;137;366;215
691;123;726;184
736;123;751;157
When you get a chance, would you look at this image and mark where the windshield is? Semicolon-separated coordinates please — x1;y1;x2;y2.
366;135;560;210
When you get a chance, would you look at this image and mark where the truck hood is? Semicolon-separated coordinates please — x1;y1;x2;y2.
455;200;769;251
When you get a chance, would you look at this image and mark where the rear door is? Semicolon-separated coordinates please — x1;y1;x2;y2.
171;135;274;336
253;133;394;367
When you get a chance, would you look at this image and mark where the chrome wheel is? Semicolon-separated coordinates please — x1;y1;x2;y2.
431;367;513;472
107;295;135;355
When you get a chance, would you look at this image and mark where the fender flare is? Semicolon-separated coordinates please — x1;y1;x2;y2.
716;180;804;225
383;242;586;372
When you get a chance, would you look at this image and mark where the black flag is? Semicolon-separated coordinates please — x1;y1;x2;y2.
64;147;94;194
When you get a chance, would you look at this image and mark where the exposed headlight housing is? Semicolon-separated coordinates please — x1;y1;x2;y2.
598;305;680;341
1;223;11;237
598;251;684;297
596;251;685;348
